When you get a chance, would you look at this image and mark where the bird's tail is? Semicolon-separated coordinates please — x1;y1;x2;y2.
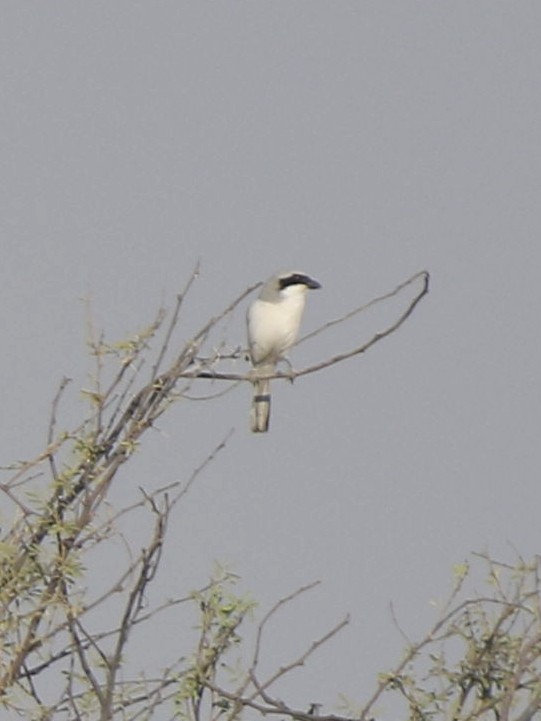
251;378;271;432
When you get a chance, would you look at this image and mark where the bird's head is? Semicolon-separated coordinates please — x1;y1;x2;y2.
277;271;322;292
257;270;321;303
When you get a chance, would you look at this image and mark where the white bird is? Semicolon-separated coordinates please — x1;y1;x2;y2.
246;271;321;432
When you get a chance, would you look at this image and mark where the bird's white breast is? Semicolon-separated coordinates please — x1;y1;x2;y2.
247;287;307;366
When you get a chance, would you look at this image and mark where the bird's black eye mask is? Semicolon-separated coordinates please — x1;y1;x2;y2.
279;273;321;290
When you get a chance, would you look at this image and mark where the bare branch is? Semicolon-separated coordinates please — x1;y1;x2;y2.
46;376;71;482
178;270;430;383
299;269;428;345
244;581;322;696
151;259;201;378
247;615;350;703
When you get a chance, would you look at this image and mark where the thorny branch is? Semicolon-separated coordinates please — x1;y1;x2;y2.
0;264;538;721
0;267;430;719
196;555;541;721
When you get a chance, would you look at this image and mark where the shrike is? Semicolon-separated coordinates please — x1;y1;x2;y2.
247;271;321;432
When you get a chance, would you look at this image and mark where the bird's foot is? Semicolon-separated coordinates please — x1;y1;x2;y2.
280;357;295;384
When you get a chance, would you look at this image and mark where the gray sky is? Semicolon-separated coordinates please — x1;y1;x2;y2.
1;2;541;714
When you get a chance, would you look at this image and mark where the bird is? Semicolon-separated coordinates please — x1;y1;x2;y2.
246;270;321;432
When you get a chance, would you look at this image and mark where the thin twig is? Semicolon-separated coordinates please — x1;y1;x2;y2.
46;376;71;483
299;269;428;345
248;615;350;702
151;260;201;379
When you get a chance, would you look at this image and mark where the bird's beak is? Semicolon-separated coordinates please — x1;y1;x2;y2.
306;277;322;289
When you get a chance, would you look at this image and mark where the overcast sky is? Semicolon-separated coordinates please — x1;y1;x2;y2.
1;2;541;715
